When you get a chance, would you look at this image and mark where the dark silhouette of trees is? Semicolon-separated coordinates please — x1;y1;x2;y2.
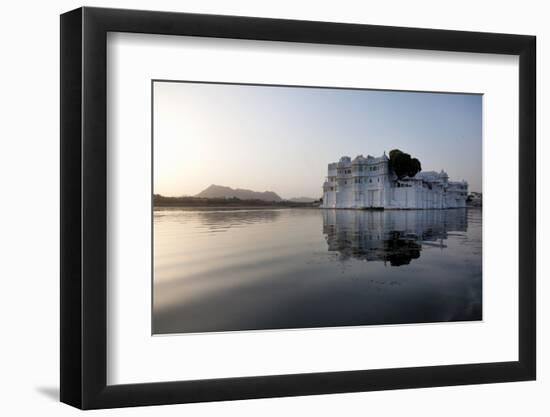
389;149;422;179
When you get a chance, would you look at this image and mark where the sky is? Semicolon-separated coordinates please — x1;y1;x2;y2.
153;81;482;198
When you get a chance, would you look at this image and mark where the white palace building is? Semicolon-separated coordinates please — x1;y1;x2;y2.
322;152;468;209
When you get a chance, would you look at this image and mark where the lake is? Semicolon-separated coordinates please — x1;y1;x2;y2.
153;208;482;334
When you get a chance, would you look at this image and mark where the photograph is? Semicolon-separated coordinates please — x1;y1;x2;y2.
152;81;483;335
54;4;538;411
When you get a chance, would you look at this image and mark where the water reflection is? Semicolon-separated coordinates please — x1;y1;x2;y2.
153;208;482;334
322;209;468;266
154;208;281;233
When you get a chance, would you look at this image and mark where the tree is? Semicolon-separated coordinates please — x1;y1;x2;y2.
388;149;422;179
408;158;421;177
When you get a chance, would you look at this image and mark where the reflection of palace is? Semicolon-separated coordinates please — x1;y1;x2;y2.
323;209;468;266
322;153;468;209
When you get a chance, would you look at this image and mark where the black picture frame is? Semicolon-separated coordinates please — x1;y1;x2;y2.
60;6;536;410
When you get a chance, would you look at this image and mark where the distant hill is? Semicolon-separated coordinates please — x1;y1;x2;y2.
195;184;282;202
287;197;318;203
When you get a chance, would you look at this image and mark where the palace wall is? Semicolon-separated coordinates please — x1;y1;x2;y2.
322;154;468;210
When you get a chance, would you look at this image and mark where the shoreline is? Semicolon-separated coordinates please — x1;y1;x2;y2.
154;205;320;211
319;206;481;211
153;205;480;211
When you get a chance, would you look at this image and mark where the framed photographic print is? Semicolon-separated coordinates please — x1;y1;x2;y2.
60;7;536;409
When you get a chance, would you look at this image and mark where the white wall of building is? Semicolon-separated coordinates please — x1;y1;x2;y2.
322;155;468;209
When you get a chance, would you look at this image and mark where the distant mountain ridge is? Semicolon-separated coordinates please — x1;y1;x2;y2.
195;184;282;202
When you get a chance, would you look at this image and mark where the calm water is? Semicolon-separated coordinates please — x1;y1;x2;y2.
153;208;482;334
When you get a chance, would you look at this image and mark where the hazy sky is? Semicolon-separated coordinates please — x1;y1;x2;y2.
153;81;482;198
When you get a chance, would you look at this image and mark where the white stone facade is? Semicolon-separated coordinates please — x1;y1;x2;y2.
322;153;468;209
